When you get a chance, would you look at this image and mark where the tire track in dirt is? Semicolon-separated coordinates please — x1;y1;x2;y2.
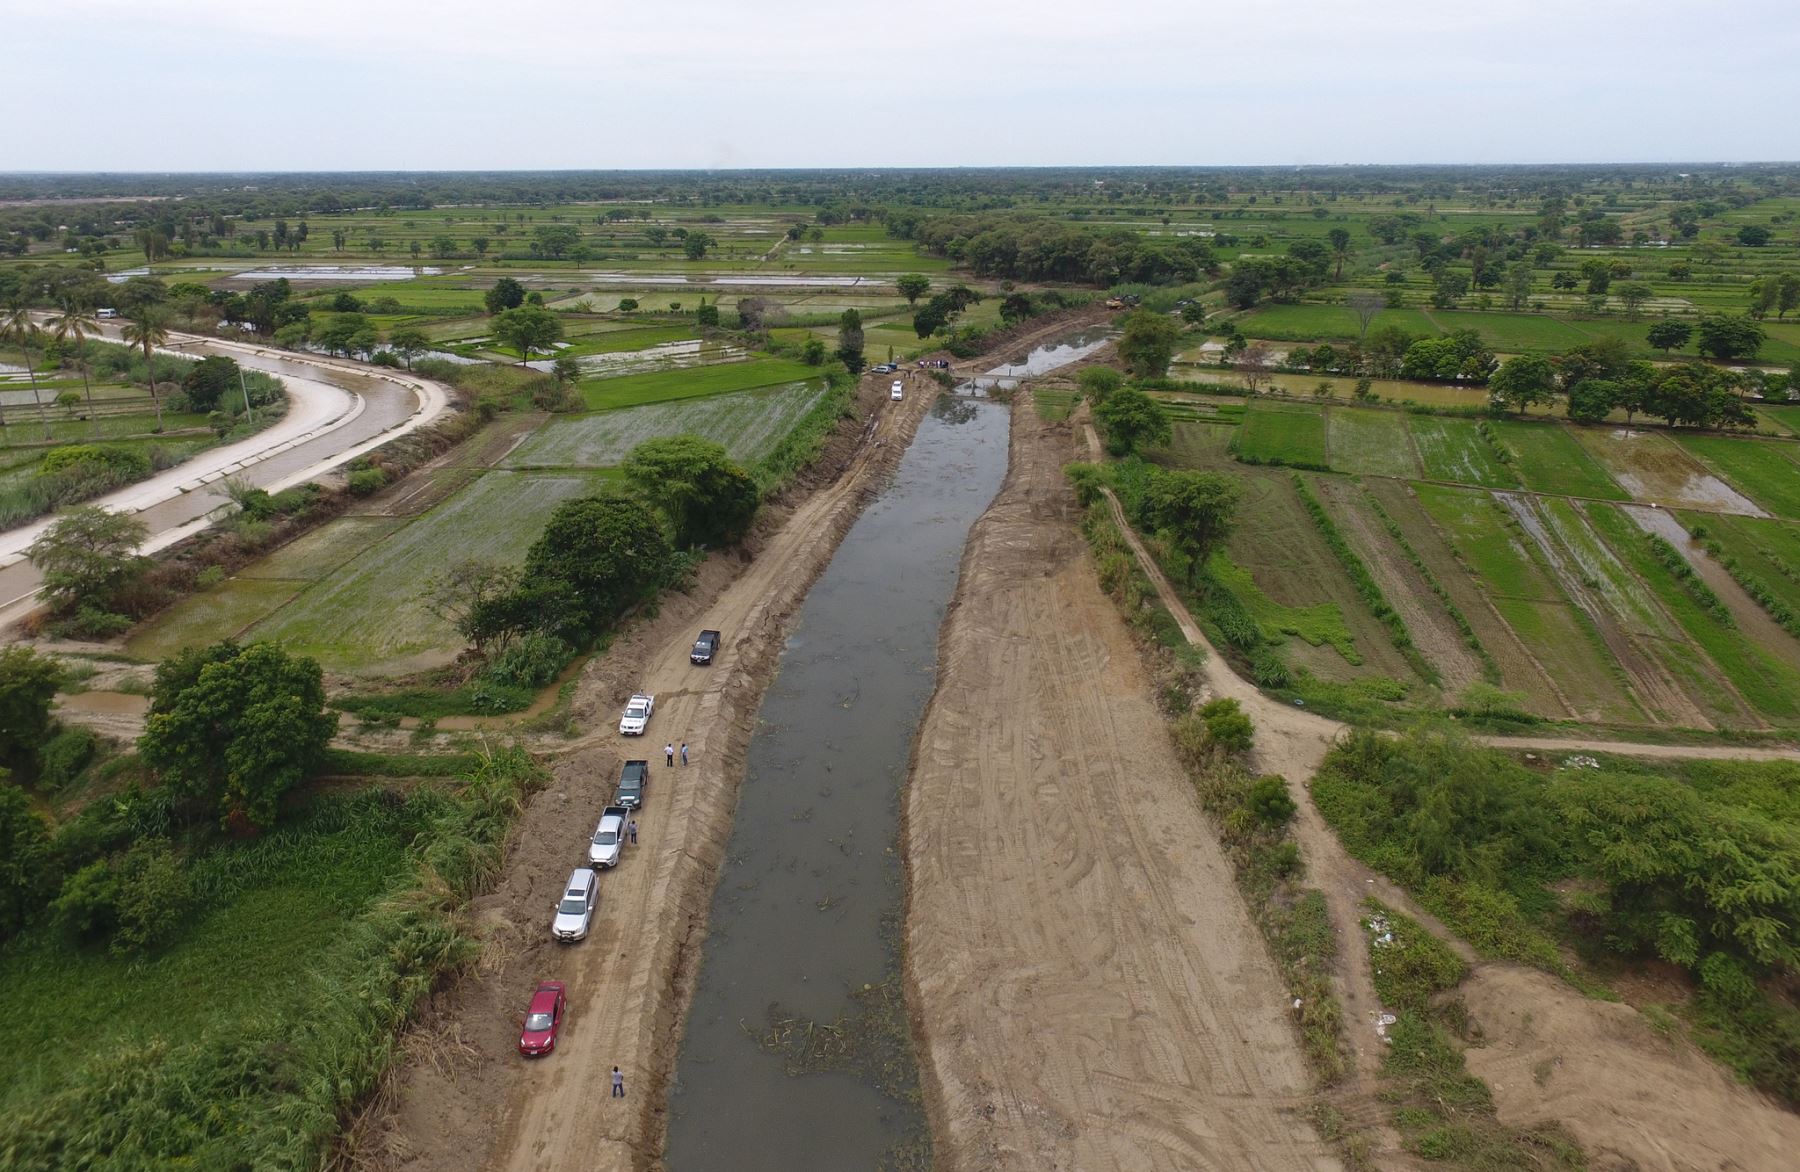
905;403;1337;1171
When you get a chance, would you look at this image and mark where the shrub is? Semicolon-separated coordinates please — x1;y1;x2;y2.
37;726;98;789
51;857;122;942
347;467;390;496
481;632;572;688
1198;697;1255;755
111;840;192;955
1248;775;1297;826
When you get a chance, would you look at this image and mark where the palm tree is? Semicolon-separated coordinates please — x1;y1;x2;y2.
0;298;47;444
121;307;171;432
48;297;100;438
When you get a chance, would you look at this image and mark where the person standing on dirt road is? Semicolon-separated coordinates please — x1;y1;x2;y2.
665;742;674;766
627;818;638;845
611;1067;625;1098
680;742;688;766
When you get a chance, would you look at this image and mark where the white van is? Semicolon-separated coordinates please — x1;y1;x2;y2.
890;380;904;401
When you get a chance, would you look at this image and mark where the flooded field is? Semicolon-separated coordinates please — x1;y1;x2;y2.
958;324;1116;393
665;394;1010;1171
574;339;749;377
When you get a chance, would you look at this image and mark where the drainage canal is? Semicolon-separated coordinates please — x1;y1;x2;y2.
666;393;1010;1171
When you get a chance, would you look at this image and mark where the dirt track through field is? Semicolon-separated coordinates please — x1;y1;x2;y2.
904;405;1337;1170
361;371;939;1171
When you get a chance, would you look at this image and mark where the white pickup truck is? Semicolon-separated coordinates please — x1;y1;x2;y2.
618;693;655;735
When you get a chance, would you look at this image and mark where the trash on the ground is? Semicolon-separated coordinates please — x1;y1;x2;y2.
1562;754;1601;770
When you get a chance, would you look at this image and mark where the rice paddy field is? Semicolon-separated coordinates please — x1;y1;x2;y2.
506;380;826;468
1155;396;1800;729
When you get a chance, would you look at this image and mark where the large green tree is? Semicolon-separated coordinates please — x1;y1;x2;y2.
493;305;564;364
896;274;931;305
26;506;149;617
139;641;337;830
1695;314;1765;361
1115;310;1182;379
622;436;760;548
1138;469;1241;586
121;306;171;431
1093;387;1171;456
484;276;526;315
1646;319;1692;354
835;308;865;375
0;646;63;772
1487;354;1558;415
517;494;674;636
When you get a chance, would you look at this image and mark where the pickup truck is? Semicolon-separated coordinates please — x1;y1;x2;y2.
615;761;650;809
618;693;654;735
588;805;630;868
691;629;721;665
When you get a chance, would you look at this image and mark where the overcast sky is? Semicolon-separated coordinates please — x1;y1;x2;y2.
4;0;1797;170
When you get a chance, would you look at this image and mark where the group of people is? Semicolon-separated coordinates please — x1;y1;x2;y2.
664;741;687;767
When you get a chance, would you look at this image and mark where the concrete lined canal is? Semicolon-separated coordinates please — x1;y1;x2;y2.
666;393;1010;1171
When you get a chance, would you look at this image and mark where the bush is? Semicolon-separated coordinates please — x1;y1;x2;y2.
1248;775;1297;826
111;840;193;955
37;725;99;789
1198;697;1254;756
347;467;390;496
481;632;572;688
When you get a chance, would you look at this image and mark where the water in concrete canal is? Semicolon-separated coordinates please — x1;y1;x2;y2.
666;393;1010;1171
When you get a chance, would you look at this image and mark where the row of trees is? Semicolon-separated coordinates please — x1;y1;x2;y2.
1488;337;1761;428
890;212;1217;286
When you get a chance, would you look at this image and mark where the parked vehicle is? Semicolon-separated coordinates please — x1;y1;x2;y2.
616;760;650;809
618;693;655;735
519;981;567;1056
890;380;904;401
551;868;599;941
589;806;629;868
870;362;897;373
691;629;721;665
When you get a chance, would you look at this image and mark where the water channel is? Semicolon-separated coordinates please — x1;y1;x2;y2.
665;393;1010;1171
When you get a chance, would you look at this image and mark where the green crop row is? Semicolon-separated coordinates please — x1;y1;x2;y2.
1643;534;1734;624
1291;474;1431;680
1363;493;1502;684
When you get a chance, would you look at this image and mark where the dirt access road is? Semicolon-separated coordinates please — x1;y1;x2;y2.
904;403;1338;1170
362;369;939;1171
1076;418;1800;1170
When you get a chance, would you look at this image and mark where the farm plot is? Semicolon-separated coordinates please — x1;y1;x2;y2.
577;355;818;410
506;380;826;468
573;339;748;377
1323;406;1421;477
1487;420;1627;500
1415;483;1641;723
1235;303;1442;342
1215;472;1418;684
125;578;306;662
236;517;408;580
1502;494;1733;728
1572;427;1767;515
1407;416;1518;486
1585;503;1800;723
1686;513;1800;619
1674;434;1800;520
1424;310;1592;353
249;471;604;670
1363;480;1566;716
1231;401;1327;468
1155;420;1237;469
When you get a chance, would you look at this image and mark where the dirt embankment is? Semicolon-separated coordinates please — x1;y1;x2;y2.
352;368;939;1172
902;403;1337;1171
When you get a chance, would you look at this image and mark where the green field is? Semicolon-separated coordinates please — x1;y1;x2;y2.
126;577;305;662
250;470;605;668
1232;401;1328;467
1487;419;1627;499
1690;513;1800;618
577;355;818;410
507;380;826;468
1324;407;1420;477
1414;482;1639;722
1407;416;1518;486
1676;435;1800;520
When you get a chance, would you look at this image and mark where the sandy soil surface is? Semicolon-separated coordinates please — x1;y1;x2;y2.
1461;964;1800;1172
903;404;1338;1171
354;369;940;1171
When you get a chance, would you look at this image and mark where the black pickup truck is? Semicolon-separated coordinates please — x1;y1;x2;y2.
616;761;650;809
690;629;722;665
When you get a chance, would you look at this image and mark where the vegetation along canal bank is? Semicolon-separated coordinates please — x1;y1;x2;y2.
665;393;1010;1170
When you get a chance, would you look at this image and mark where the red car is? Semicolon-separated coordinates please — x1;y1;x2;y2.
519;981;567;1057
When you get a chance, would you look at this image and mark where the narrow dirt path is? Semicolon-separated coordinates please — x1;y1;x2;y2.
357;371;941;1172
1076;416;1800;1169
907;400;1338;1170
